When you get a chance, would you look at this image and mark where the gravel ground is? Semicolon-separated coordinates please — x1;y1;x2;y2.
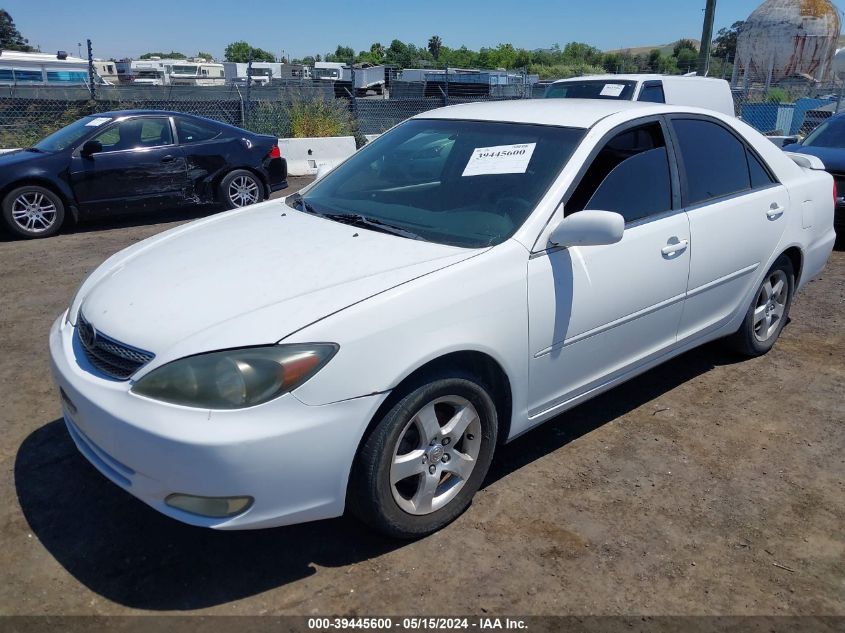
0;183;842;616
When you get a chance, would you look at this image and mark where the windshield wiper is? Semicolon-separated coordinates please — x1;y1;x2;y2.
323;212;424;241
286;192;318;214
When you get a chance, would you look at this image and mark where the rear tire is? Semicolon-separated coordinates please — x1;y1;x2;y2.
2;185;65;239
348;370;498;539
727;254;794;357
220;170;264;209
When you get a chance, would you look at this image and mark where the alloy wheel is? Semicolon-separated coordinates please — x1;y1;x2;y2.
11;191;58;234
227;175;260;207
753;269;788;342
389;395;482;515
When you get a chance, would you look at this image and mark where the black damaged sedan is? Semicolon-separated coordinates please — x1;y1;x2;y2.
0;110;287;239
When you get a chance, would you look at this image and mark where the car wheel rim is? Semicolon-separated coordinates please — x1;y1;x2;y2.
11;191;57;233
753;269;788;342
389;395;482;516
228;175;259;207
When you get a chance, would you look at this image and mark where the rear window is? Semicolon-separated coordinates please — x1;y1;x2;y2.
545;80;636;100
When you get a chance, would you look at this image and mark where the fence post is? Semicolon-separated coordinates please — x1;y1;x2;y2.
244;53;253;128
349;58;360;132
86;39;95;101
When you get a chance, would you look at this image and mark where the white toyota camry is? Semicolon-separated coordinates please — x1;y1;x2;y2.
50;100;836;538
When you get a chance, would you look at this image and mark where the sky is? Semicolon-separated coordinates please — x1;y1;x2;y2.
5;0;772;61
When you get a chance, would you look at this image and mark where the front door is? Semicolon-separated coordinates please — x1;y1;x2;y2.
527;119;691;419
70;116;187;216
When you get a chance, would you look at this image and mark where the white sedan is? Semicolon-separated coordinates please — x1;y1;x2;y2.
49;100;836;538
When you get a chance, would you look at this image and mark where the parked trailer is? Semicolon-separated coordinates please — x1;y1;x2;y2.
0;50;108;86
314;62;385;95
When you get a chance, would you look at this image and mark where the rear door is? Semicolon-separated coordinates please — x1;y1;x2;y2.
668;115;787;340
69;116;188;216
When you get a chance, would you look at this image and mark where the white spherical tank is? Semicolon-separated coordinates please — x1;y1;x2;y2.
736;0;841;83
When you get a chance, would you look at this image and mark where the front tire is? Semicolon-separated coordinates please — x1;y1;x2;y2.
349;371;498;539
728;254;795;357
2;185;65;239
220;170;264;209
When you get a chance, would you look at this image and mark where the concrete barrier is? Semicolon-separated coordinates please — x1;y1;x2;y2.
364;134;381;144
278;136;357;176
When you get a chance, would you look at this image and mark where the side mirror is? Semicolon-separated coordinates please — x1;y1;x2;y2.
548;210;625;247
80;140;102;158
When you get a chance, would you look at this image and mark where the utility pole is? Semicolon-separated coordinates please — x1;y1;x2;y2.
698;0;717;76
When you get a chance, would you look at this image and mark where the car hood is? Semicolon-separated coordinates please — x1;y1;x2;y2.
783;144;845;172
0;148;46;166
77;200;478;366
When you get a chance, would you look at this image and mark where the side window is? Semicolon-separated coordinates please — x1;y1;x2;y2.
747;149;776;189
92;117;172;152
175;118;221;144
672;118;751;205
638;82;665;104
567;123;673;223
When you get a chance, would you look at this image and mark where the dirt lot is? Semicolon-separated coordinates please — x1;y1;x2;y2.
0;183;842;616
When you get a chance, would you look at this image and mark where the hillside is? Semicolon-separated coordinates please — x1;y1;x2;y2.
605;39;701;56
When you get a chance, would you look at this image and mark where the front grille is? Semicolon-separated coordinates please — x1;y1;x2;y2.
77;313;154;380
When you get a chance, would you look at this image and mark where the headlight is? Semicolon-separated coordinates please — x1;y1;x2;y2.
131;344;337;409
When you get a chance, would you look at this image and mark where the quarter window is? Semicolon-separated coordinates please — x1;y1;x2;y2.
672;118;751;205
567;122;673;223
747;149;775;189
175;118;221;143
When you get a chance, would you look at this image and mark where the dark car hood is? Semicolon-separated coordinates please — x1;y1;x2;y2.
0;149;48;166
783;144;845;172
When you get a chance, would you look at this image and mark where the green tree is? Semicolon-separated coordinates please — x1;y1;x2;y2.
713;20;744;61
140;51;186;59
0;9;33;52
224;41;275;63
326;45;355;62
195;51;214;61
673;38;699;56
428;35;442;60
370;42;385;60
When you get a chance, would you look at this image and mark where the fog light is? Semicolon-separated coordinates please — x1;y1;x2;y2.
165;494;253;518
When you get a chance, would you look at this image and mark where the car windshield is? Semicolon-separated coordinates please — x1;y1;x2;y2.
33;115;111;152
802;117;845;148
545;80;637;100
290;118;584;248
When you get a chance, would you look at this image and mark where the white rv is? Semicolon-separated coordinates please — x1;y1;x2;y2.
129;58;184;85
169;61;225;86
0;50;107;86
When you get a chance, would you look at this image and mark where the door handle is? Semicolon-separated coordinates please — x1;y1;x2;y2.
766;204;785;220
661;239;688;257
161;155;176;163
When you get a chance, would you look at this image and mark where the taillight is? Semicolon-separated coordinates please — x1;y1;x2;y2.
268;144;281;159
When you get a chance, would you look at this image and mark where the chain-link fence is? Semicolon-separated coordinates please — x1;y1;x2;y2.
1;79;843;149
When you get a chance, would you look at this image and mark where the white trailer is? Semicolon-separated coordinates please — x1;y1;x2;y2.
0;50;108;86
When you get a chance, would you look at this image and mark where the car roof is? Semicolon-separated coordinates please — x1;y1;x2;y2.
92;109;210;119
548;74;727;84
414;98;668;128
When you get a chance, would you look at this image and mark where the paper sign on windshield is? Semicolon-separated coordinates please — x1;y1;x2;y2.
599;83;625;97
462;143;536;177
85;117;112;127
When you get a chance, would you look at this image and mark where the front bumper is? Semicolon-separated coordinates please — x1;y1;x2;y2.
48;314;386;529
